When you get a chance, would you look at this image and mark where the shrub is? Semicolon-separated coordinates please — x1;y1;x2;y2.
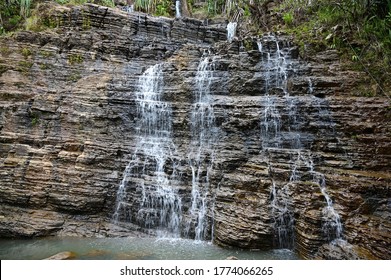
283;12;294;26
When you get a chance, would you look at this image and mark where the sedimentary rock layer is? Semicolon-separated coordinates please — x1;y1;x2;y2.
0;3;389;259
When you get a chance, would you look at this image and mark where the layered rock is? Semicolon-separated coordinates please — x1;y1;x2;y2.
0;3;390;259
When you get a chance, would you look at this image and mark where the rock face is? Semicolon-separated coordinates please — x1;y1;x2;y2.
0;3;390;259
44;251;76;260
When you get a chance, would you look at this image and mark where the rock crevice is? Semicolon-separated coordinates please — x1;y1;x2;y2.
0;4;390;259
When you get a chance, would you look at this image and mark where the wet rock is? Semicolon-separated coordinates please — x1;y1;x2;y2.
44;251;76;260
0;3;390;260
315;239;361;260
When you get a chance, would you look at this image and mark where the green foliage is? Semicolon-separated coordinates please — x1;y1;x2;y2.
134;0;154;13
0;46;11;56
243;5;251;18
68;71;82;82
207;0;225;17
55;0;70;4
0;64;8;75
25;9;61;32
31;115;39;126
68;53;84;64
155;0;171;17
42;15;60;29
101;0;115;8
82;13;91;29
20;0;32;18
243;38;253;51
275;0;391;97
316;5;343;25
17;61;33;73
25;14;40;31
1;0;33;33
57;0;89;5
282;12;294;26
39;63;51;70
9;14;22;26
29;111;40;126
55;0;115;7
39;50;54;57
21;47;32;58
1;0;33;19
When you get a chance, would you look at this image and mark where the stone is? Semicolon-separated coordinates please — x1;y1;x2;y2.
44;251;76;260
0;3;389;260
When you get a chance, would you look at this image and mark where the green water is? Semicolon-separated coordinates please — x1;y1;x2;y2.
0;237;299;260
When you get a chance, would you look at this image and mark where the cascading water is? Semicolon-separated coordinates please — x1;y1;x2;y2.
113;64;182;237
186;54;218;241
258;35;296;248
260;43;282;148
226;22;237;43
291;150;342;242
270;177;295;249
275;37;301;148
260;35;343;249
306;80;344;242
317;174;343;241
110;33;345;251
122;4;134;13
175;1;181;18
259;35;300;149
257;41;263;53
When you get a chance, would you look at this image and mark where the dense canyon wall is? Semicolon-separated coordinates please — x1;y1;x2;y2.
0;3;389;259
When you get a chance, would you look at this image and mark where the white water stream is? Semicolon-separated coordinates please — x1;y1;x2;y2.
113;64;182;237
187;54;218;241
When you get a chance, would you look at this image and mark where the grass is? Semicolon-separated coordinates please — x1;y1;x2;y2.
268;0;391;98
39;50;54;58
39;63;51;70
67;72;82;82
17;61;33;74
68;54;84;65
21;47;32;58
31;116;39;126
0;64;8;75
0;46;12;56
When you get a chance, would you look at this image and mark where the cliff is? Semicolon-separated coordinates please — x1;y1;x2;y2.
0;3;390;259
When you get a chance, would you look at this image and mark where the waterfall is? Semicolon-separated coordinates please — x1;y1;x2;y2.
260;41;281;148
318;175;343;241
226;22;237;43
308;78;314;94
259;35;295;248
308;164;343;242
307;80;343;242
259;38;345;250
175;1;181;18
270;178;295;249
260;35;298;149
269;147;343;247
186;54;218;241
113;64;182;238
122;4;134;13
293;151;343;242
257;41;263;53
